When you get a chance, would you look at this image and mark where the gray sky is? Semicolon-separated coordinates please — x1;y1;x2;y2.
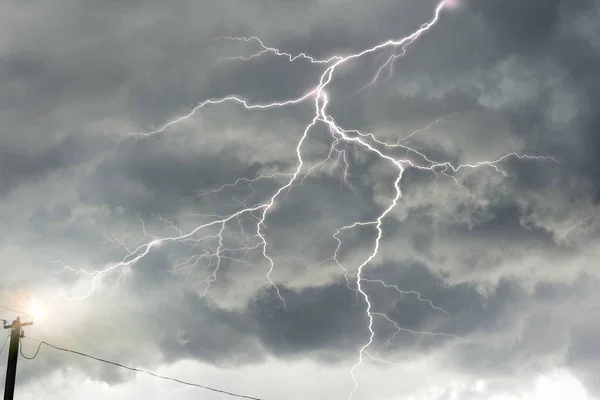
1;0;600;399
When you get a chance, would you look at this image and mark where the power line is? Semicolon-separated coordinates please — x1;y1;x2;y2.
0;305;29;317
0;331;10;355
19;338;41;360
21;337;265;400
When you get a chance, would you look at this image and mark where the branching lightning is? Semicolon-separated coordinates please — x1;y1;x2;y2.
53;1;558;398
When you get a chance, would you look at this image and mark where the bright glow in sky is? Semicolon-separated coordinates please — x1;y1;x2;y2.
26;299;46;323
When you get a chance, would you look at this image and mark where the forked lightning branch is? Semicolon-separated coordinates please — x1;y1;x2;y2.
54;1;556;398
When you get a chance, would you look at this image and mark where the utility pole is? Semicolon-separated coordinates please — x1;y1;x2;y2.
3;317;32;400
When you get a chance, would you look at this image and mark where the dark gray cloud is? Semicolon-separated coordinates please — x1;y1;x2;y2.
1;0;600;399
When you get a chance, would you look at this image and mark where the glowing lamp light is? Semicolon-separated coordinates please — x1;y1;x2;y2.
27;300;46;322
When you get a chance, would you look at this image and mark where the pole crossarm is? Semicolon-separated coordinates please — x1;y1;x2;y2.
3;321;32;330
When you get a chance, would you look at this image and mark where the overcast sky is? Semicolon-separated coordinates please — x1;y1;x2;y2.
1;0;600;399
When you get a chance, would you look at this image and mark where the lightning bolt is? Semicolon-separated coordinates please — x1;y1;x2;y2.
52;1;559;398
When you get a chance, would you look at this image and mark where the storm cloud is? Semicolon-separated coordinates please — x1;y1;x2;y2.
1;0;600;399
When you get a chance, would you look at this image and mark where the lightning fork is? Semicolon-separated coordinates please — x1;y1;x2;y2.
55;1;559;399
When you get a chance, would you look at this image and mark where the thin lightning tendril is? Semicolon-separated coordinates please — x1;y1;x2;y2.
53;1;558;398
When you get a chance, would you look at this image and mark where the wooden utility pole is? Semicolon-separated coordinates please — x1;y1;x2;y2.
3;317;32;400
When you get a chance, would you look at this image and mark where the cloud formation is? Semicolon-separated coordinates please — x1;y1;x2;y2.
0;0;599;399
